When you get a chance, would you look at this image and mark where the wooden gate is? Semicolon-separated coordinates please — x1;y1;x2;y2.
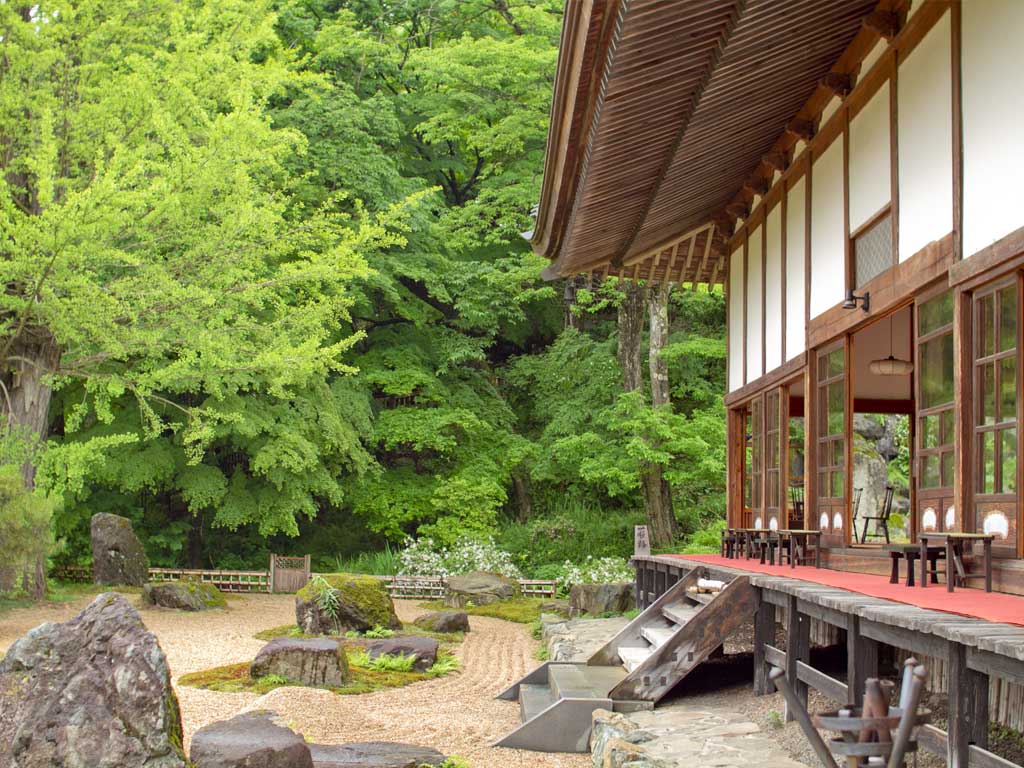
270;554;310;593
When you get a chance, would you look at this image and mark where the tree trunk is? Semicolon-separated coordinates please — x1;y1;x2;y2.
3;328;60;489
617;280;645;392
512;473;532;523
644;282;678;546
186;510;204;568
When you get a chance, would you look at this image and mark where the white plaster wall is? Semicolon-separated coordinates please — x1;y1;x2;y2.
746;230;764;381
728;246;745;392
810;140;845;318
765;205;783;372
848;82;891;231
786;178;807;359
963;0;1024;257
899;11;952;261
860;38;888;74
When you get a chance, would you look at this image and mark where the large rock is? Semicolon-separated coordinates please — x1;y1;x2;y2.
296;574;401;635
250;638;350;688
590;709;661;768
443;570;517;607
569;582;635;618
143;579;226;612
852;434;894;537
308;742;445;767
91;512;149;586
190;711;313;768
0;592;186;767
365;636;438;672
413;610;470;634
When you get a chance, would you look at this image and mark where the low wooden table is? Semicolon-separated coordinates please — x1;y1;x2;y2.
919;532;995;592
780;529;822;568
886;544;944;587
737;528;772;560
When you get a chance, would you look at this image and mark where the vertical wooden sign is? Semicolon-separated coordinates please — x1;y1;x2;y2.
634;525;651;557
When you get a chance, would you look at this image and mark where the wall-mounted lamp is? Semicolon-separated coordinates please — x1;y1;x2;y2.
842;289;870;312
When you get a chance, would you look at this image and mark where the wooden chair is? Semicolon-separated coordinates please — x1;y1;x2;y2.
860;485;895;544
850;487;863;539
788;482;805;529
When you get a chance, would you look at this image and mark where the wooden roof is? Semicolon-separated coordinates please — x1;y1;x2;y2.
533;0;883;284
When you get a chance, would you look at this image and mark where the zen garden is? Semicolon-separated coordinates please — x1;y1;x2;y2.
5;1;1024;768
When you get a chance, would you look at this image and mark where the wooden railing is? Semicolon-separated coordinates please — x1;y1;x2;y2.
147;567;271;593
384;575;559;600
518;579;559;598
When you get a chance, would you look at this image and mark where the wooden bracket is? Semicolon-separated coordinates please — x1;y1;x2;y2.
863;10;900;39
785;118;816;142
762;151;788;173
726;200;749;220
743;177;770;198
820;71;852;97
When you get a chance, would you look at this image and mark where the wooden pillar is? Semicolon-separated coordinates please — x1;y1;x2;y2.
953;287;972;533
948;641;989;767
753;591;777;695
804;354;817;531
785;595;811;721
846;616;878;706
269;554;276;594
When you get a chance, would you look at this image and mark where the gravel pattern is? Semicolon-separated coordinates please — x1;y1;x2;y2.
1;592;587;767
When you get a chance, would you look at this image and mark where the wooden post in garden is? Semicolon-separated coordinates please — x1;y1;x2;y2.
303;554;311;583
785;595;810;721
269;554;276;593
846;616;878;707
753;591;776;695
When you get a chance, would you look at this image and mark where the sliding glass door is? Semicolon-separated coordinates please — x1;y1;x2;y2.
817;344;847;543
916;290;955;536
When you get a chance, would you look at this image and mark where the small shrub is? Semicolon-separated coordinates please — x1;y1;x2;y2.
308;575;340;620
535;646;549;661
426;653;460;677
344;630;361;639
255;674;290;693
398;536;521;579
766;710;784;730
559;556;634;591
364;626;395;638
348;649;372;668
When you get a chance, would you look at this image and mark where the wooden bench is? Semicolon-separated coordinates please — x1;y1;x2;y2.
886;544;944;587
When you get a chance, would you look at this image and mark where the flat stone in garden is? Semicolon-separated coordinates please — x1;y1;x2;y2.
413;610;470;633
0;592;186;767
308;741;445;768
365;636;438;672
91;512;149;586
295;573;402;635
250;638;350;687
444;570;516;607
190;711;313;768
143;579;226;611
569;582;635;617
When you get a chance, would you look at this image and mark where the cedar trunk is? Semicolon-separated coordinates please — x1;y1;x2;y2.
643;283;678;546
617;281;645;393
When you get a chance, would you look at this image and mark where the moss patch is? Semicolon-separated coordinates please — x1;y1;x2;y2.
178;647;459;696
297;573;399;630
253;622;464;645
417;597;545;624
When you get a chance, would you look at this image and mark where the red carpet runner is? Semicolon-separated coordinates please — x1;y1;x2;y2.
669;554;1024;626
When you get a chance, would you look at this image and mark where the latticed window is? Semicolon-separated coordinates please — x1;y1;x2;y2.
917;291;955;490
974;280;1018;496
817;348;845;500
854;213;893;289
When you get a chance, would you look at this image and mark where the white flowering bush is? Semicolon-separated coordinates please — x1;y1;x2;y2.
398;536;522;579
559;556;634;591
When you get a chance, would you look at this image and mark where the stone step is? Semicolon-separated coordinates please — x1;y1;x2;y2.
685;590;716;605
661;601;700;626
640;625;676;649
549;663;628;700
520;683;554;722
617;645;653;673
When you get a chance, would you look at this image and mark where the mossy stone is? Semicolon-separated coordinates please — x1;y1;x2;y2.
143;579;226;611
295;573;401;635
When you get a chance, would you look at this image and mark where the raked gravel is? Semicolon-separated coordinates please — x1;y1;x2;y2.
0;592;588;768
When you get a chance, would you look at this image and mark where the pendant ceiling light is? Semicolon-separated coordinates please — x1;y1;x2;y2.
869;313;914;376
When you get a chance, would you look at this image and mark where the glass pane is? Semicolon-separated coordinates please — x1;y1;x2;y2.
832;439;844;467
745;479;752;506
831;472;844;498
919;291;954;336
1000;286;1017;353
921;414;939;450
981;363;996;426
829;349;844;378
940;410;954;446
818;471;829;496
1000;357;1017;424
941;451;954;488
920;333;954;410
828;382;844;435
1002;428;1017;493
981;431;995;494
922;455;940;489
980;293;995;358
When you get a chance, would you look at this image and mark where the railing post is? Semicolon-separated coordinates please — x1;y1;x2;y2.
753;589;776;695
948;640;989;767
269;554;276;594
846;616;878;707
785;595;810;721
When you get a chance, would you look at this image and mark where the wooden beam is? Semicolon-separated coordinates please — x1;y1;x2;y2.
948;641;989;767
785;118;816;142
796;661;849;704
846;616;878;707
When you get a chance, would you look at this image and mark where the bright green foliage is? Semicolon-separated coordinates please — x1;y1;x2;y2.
0;468;55;594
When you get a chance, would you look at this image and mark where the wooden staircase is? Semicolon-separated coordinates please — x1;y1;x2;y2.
494;568;756;752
